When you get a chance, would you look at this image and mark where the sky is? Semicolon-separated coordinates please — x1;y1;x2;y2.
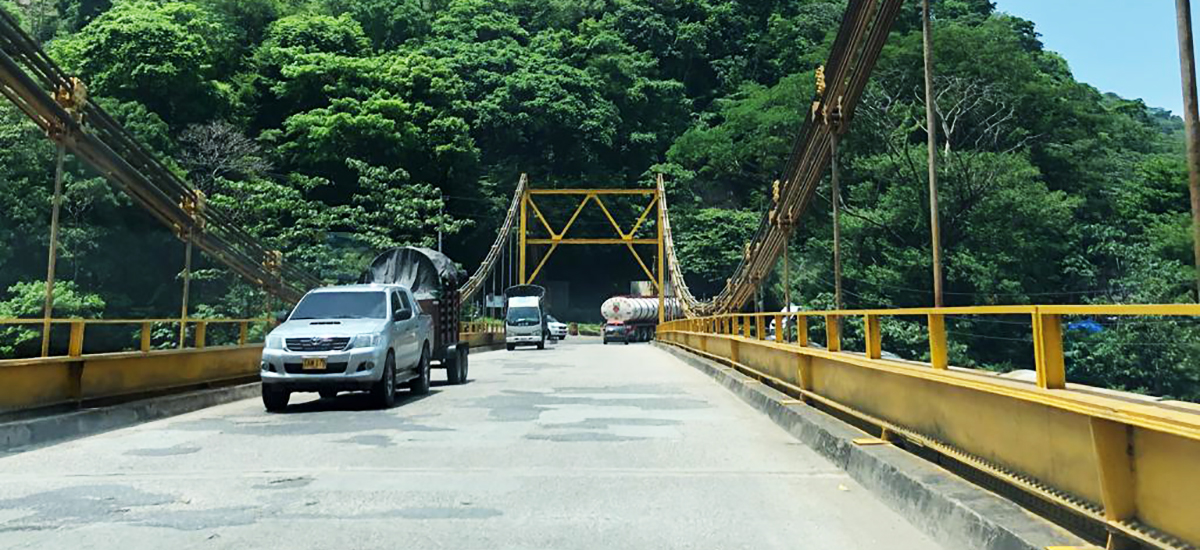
992;0;1198;116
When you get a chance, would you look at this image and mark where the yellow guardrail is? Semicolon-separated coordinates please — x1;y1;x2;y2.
0;316;511;413
658;305;1200;550
0;317;270;357
461;319;505;349
461;319;504;335
0;317;271;413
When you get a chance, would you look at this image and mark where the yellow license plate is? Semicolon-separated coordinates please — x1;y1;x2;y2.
302;358;326;371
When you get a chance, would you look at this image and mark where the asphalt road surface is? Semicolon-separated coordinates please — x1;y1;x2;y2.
0;337;943;549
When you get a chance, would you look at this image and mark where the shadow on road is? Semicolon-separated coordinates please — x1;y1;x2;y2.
280;389;439;413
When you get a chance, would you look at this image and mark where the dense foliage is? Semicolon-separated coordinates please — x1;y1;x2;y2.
1;0;1197;400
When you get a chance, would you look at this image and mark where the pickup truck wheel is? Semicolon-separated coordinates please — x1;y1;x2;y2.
461;346;469;381
263;387;290;412
408;346;431;395
445;346;463;385
371;352;397;409
506;344;515;351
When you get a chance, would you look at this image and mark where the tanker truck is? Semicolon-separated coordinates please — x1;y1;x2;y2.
599;296;681;343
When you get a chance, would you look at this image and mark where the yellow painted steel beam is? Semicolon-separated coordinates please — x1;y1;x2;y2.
556;194;593;239
526;243;559;284
591;195;627;237
526;195;556;237
928;313;948;370
864;314;882;359
1039;304;1200;316
527;188;656;195
1090;417;1136;550
629;194;661;238
525;238;659;245
519;191;527;284
625;243;659;290
825;315;840;351
1033;313;1066;390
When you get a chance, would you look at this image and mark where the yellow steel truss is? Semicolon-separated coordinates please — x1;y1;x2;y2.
518;188;665;324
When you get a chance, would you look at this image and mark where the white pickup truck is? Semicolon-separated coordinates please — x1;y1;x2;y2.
259;284;434;411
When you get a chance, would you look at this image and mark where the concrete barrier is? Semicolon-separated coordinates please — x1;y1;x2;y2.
0;345;262;414
0;382;261;452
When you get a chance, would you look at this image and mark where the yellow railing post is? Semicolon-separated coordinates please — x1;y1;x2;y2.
238;321;248;345
825;315;840;352
1033;311;1066;389
774;314;783;342
797;315;808;347
195;321;207;349
797;355;813;393
755;315;765;340
1089;417;1136;550
140;322;152;352
742;315;751;338
928;313;948;369
864;314;882;359
68;320;85;357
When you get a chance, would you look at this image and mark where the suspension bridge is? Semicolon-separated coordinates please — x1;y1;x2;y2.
1;2;1198;550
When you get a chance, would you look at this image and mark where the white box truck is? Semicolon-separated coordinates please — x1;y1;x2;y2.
504;285;547;350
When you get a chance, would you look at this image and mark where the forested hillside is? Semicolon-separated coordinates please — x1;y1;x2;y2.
1;0;1197;399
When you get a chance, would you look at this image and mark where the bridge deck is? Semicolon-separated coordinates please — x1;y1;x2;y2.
0;338;941;549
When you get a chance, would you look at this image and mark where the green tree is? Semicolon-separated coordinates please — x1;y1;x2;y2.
324;0;430;49
0;281;105;357
49;1;234;124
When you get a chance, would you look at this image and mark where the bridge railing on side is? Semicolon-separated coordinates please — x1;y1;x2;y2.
0;317;271;413
459;319;505;350
0;316;510;415
658;305;1200;550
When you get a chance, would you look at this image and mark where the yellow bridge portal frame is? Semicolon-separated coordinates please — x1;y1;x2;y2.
517;186;665;325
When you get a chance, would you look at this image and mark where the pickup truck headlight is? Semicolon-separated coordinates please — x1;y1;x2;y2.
352;333;381;348
265;335;284;350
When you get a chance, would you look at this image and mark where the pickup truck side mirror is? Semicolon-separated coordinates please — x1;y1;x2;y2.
394;308;413;321
275;309;291;324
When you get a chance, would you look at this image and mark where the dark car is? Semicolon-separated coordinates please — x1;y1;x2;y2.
603;321;629;345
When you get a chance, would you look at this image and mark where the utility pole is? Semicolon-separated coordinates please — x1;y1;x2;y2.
783;229;792;311
179;229;193;348
923;0;945;308
831;134;843;312
40;144;66;357
438;196;444;253
1176;0;1200;301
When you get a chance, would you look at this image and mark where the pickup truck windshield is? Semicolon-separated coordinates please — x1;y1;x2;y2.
506;306;540;326
291;291;387;320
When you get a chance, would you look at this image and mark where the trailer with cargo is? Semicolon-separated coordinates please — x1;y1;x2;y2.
360;247;470;383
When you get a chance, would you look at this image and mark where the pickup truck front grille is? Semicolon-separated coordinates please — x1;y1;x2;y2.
286;337;351;352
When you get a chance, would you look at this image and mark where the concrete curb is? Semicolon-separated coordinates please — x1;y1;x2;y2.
654;342;1085;550
0;383;261;453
